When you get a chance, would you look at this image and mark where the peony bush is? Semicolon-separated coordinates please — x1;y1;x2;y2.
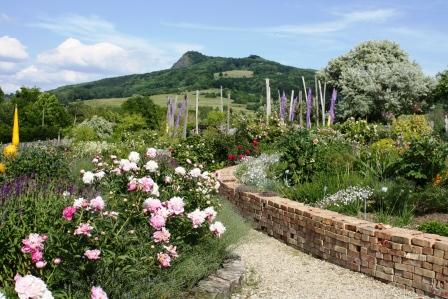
0;147;225;298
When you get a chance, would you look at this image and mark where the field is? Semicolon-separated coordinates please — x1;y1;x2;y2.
83;89;250;112
213;70;254;79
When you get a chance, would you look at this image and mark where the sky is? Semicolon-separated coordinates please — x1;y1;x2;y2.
0;0;447;93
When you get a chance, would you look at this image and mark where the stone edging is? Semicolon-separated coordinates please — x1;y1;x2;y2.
189;255;245;299
217;166;448;298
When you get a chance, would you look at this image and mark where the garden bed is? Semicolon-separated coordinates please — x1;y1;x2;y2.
218;166;448;298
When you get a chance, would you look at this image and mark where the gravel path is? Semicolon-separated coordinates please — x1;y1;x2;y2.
231;229;426;299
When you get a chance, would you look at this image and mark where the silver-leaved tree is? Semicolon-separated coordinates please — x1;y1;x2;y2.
319;40;434;122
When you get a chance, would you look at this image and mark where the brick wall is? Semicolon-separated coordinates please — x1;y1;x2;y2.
217;166;448;298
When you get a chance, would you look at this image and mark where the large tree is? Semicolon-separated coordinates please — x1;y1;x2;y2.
121;95;163;130
433;69;448;106
319;40;434;121
0;87;4;102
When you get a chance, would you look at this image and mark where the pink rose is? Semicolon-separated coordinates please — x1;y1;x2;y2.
62;206;77;221
167;197;184;215
143;198;162;213
153;228;171;243
91;286;108;299
127;179;138;191
84;249;101;260
146;147;157;158
149;214;166;230
163;245;178;259
74;223;93;236
204;207;217;223
90;196;105;211
157;252;171;268
187;209;206;228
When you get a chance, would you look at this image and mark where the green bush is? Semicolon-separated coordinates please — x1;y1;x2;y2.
419;220;448;237
392;115;432;142
334;118;380;144
4;146;69;180
70;125;97;142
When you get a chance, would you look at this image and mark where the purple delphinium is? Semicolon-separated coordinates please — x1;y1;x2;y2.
280;91;287;121
329;88;337;125
289;97;297;122
306;88;313;129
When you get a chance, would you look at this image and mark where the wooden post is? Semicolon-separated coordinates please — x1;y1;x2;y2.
227;92;231;134
314;75;319;127
195;90;199;134
220;86;223;112
319;80;325;127
266;78;271;124
298;90;303;127
289;90;295;122
42;108;45;127
183;95;188;139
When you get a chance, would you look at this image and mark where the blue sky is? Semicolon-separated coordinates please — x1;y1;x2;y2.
0;0;447;93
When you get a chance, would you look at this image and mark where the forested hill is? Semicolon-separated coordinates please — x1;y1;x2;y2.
50;51;316;104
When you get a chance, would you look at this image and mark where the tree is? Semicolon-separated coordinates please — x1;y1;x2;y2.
0;87;4;102
319;40;434;122
121;95;163;130
25;92;71;127
433;69;448;106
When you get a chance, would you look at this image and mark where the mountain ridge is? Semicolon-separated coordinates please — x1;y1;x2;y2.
50;52;317;104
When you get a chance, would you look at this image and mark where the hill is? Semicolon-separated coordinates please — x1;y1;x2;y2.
50;51;317;106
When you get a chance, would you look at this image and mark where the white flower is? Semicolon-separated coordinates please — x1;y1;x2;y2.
62;191;70;197
175;166;186;176
151;183;160;197
82;171;95;184
144;160;159;172
128;151;140;163
73;197;86;208
381;187;388;193
0;291;5;299
92;158;99;164
146;147;157;158
209;221;226;237
95;171;106;180
189;168;202;178
14;274;54;299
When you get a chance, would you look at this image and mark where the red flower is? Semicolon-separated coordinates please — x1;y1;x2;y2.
239;154;245;160
227;154;236;161
245;149;251;155
237;145;243;151
252;139;259;147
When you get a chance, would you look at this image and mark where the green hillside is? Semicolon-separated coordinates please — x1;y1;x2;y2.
51;52;317;106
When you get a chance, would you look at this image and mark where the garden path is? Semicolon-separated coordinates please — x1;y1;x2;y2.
231;229;427;299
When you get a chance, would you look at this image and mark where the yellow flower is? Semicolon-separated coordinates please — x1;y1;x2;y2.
434;174;442;186
0;163;5;173
3;144;17;158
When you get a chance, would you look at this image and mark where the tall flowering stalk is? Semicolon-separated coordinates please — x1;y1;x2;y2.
306;88;312;129
175;97;187;130
289;97;297;122
329;88;337;126
280;91;287;121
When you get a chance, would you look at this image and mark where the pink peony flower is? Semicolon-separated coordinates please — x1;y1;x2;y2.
153;228;171;243
120;159;138;172
31;250;43;263
146;147;157;158
62;206;77;221
209;221;226;237
157;252;171;268
21;234;46;253
73;198;88;209
154;207;171;218
128;151;140;163
138;176;154;192
204;207;217;223
15;274;53;299
74;223;93;236
143;198;162;213
189;168;201;178
163;245;178;259
53;258;61;265
35;260;47;269
187;209;206;228
84;249;101;260
149;214;166;230
90;196;105;211
111;167;122;175
167;197;184;215
91;286;108;299
127;179;138;191
144;160;158;172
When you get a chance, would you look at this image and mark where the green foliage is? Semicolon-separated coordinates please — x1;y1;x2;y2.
320;40;434;121
392;115;432;142
412;186;448;214
392;137;448;185
70;125;98;142
358;138;401;180
122;95;163;130
79;116;114;140
25;92;71;128
113;114;147;139
204;111;225;127
370;179;415;216
419;220;448;237
335;118;380;144
433;69;448;105
4;146;69;180
50;52;316;103
0;87;4;102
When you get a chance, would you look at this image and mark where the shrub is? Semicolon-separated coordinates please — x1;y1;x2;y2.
70;125;97;142
4;146;69;180
334;118;379;144
419;220;448;237
392;115;432;142
235;154;280;190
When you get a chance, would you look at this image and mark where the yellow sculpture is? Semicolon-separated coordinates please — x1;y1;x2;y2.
12;105;19;146
3;144;17;158
0;162;5;174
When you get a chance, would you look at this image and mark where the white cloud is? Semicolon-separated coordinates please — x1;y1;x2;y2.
0;13;12;22
163;9;397;35
0;61;18;73
0;36;29;61
15;65;92;84
37;38;139;73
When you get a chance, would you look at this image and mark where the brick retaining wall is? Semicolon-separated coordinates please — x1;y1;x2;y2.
217;166;448;298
